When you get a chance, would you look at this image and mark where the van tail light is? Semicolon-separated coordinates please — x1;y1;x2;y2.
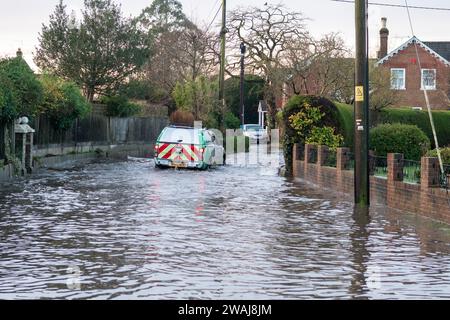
200;148;205;154
154;144;159;154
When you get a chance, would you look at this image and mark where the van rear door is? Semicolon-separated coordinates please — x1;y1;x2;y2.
157;127;203;163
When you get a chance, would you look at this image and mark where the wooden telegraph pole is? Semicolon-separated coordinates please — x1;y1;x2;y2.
354;0;370;207
218;0;227;122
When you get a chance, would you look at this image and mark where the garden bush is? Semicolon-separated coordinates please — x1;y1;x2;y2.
281;95;344;175
39;74;91;131
169;110;195;126
305;127;344;150
224;112;241;129
101;95;141;118
369;123;430;160
117;78;166;102
426;147;450;165
0;57;43;120
0;74;17;121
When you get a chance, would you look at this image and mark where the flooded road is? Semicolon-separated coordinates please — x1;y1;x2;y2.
0;146;450;299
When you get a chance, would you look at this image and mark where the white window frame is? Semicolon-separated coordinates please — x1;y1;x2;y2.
390;68;406;90
421;69;436;90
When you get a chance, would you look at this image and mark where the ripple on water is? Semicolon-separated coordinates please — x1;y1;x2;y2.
1;153;450;299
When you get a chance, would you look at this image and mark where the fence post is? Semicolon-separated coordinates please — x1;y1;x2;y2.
420;157;440;188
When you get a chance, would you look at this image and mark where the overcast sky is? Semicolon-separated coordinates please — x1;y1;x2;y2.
1;0;449;70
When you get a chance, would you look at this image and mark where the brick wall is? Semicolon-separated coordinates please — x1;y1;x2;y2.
292;143;450;224
379;44;450;110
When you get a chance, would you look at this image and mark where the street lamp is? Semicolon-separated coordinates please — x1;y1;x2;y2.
240;42;246;126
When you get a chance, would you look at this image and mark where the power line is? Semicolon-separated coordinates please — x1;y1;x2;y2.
206;0;221;21
205;2;223;33
331;0;450;11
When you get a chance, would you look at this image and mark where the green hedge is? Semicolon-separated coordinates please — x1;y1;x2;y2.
376;108;450;148
39;74;91;131
0;57;43;121
0;75;16;121
101;95;142;117
370;123;430;160
281;95;344;175
224;111;241;129
335;102;354;148
335;104;450;149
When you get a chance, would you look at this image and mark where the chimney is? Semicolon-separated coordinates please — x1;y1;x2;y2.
377;17;389;59
16;48;23;58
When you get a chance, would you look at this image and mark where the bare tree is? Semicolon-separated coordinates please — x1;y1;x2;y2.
172;27;218;81
369;66;399;111
227;3;310;129
139;26;218;103
284;33;354;104
136;0;219;103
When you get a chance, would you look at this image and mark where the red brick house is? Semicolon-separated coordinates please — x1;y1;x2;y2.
376;18;450;110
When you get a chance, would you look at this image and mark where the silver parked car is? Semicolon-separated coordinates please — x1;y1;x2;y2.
241;124;268;142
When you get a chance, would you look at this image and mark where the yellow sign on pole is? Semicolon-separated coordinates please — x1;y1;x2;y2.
355;86;364;102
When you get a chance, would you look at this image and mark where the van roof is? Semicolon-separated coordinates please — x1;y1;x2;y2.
169;124;195;129
159;126;202;144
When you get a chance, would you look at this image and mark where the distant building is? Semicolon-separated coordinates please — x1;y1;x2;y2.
376;18;450;110
257;100;268;127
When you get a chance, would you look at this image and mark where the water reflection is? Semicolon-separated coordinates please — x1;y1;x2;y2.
349;206;371;298
0;151;450;299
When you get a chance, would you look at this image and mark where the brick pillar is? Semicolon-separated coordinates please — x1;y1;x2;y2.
336;147;350;170
317;145;329;166
20;134;26;176
26;133;34;174
369;150;375;176
336;147;349;193
293;143;298;161
420;157;441;220
387;153;404;182
292;143;300;177
303;144;309;179
304;144;317;163
293;143;304;161
317;145;329;186
304;144;317;182
387;153;404;210
420;157;440;188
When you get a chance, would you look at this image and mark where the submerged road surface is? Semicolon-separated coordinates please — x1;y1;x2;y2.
0;146;450;299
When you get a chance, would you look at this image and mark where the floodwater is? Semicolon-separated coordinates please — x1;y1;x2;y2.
0;145;450;299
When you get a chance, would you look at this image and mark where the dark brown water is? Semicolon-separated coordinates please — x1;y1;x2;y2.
0;148;450;299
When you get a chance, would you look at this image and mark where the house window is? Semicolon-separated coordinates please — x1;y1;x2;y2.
391;68;405;90
421;69;436;90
